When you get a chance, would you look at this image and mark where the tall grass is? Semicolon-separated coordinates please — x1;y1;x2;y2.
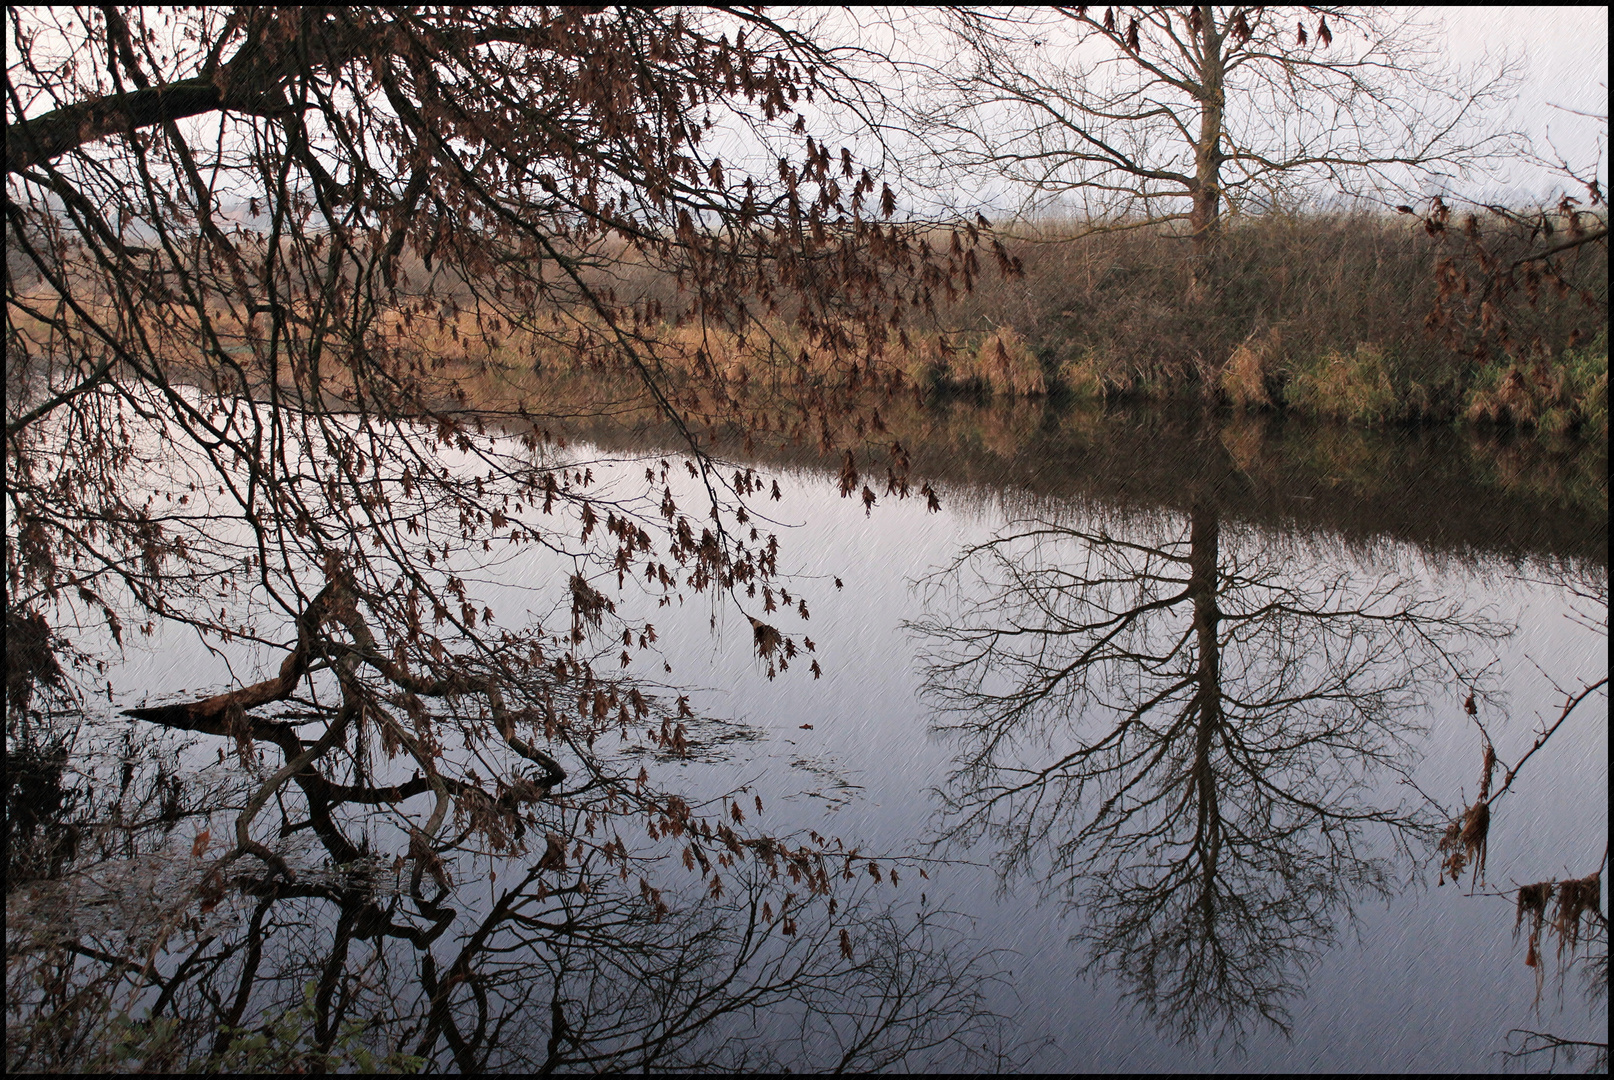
940;211;1606;436
13;209;1601;438
421;210;1605;439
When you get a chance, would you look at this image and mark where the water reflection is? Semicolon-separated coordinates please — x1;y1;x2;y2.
5;712;1025;1073
912;479;1512;1046
7;400;1604;1071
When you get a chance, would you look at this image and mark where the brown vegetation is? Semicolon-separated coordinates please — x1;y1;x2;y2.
399;210;1606;438
936;211;1606;434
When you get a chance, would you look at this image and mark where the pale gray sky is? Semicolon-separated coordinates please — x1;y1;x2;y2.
786;6;1610;215
1437;5;1607;198
8;7;1606;212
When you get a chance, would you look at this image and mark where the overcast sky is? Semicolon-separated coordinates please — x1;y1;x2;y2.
798;6;1609;213
8;6;1607;212
1438;5;1607;198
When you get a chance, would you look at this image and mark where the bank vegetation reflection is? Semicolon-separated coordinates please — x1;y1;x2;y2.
6;712;1025;1073
912;496;1510;1047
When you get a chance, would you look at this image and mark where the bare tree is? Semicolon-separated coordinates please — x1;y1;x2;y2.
917;6;1522;300
908;453;1510;1045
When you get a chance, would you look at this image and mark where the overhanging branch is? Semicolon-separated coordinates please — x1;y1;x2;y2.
6;76;304;174
6;9;362;174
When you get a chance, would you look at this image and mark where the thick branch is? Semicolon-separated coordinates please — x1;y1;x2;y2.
9;77;279;174
1511;227;1609;271
233;693;354;880
122;580;339;729
6;9;363;174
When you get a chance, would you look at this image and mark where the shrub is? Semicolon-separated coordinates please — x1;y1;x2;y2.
1288;343;1416;425
901;332;950;394
17;980;428;1074
970;327;1046;396
1462;329;1604;436
1221;326;1284;409
1561;328;1609;438
1057;352;1110;400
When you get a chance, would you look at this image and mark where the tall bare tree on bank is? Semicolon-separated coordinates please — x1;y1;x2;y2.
919;6;1523;306
5;5;988;939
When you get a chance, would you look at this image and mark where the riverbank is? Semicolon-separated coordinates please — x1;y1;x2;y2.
952;212;1607;437
417;210;1606;440
10;212;1602;441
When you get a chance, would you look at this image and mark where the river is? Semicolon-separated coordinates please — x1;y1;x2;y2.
7;398;1607;1072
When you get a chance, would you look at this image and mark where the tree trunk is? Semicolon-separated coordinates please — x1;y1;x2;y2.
1187;8;1226;307
1188;501;1221;717
1187;499;1223;921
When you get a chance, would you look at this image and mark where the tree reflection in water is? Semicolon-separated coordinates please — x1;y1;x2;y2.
6;713;1026;1073
911;491;1511;1048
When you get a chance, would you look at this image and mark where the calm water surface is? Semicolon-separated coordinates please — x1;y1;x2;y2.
10;403;1607;1072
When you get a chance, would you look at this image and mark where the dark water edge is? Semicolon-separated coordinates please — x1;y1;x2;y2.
546;393;1608;567
70;362;1604;562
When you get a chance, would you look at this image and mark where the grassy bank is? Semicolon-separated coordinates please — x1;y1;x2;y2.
10;278;1603;558
419;210;1605;440
946;212;1607;439
11;211;1603;441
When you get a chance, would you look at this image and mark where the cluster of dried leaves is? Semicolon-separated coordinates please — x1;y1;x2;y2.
1416;181;1607;369
1515;873;1602;974
1437;739;1493;887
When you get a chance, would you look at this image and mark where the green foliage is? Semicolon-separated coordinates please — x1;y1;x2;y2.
45;983;426;1075
1463;329;1608;437
1565;332;1610;438
1287;343;1430;425
1056;350;1113;400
